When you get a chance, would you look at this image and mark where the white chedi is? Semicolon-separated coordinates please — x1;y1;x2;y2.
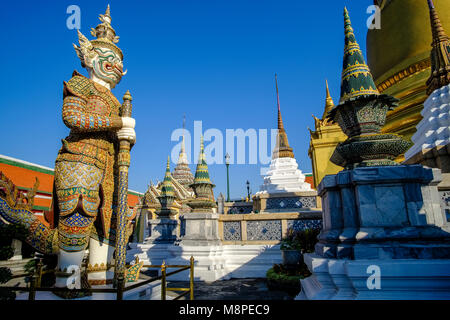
257;157;312;194
405;83;450;160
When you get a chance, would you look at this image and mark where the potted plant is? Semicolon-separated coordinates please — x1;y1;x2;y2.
280;229;302;267
280;227;320;267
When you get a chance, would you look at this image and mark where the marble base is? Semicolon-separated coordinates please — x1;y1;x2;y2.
181;212;221;246
297;253;450;300
147;218;178;243
128;242;282;282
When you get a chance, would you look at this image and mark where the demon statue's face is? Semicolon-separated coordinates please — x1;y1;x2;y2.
73;7;127;90
89;47;125;88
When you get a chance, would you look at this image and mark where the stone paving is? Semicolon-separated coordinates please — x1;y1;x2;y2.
166;278;295;300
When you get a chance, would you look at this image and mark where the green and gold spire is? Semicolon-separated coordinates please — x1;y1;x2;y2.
426;0;450;95
156;156;177;217
160;156;175;197
193;136;212;184
328;8;408;169
188;136;216;212
339;7;379;104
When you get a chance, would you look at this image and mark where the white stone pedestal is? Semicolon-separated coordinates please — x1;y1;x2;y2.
147;218;178;243
297;255;450;300
258;157;312;194
297;165;450;300
127;242;283;282
9;239;22;261
181;212;221;246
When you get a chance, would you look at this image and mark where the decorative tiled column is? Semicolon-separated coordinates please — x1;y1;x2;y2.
316;175;343;258
336;171;358;259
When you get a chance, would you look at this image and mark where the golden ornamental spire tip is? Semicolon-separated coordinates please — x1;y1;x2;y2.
123;90;132;101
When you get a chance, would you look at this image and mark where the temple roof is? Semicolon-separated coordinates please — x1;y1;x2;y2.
426;0;450;94
143;158;194;210
172;135;194;189
272;74;294;159
339;8;379;104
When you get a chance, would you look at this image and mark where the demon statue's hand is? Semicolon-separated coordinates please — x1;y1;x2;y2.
117;117;136;144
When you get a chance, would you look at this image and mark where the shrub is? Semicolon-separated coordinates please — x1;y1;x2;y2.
0;224;30;300
266;263;311;297
280;227;320;253
0;267;12;284
0;267;15;300
0;247;14;261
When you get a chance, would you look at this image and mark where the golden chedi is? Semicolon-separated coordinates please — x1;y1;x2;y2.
367;0;450;158
308;81;347;188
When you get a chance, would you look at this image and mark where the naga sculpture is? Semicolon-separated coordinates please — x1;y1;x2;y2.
0;6;137;297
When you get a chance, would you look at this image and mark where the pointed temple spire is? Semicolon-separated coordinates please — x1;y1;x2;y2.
178;115;188;165
155;156;177;217
275;73;284;130
272;74;294;159
193;136;212;184
182;113;186;152
160;156;175;198
328;7;405;169
322;79;335;120
426;0;450;95
339;7;379;104
172;116;194;189
187;136;216;211
105;4;111;18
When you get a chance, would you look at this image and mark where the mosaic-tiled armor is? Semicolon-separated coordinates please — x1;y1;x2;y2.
55;70;122;252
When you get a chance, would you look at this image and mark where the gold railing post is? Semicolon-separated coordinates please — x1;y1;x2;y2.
161;261;166;300
28;276;36;300
28;259;40;301
190;256;194;300
116;276;124;300
36;258;43;288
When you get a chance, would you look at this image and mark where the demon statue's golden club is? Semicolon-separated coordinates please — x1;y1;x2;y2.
0;6;137;297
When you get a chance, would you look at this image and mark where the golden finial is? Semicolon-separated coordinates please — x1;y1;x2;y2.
275;73;284;130
105;4;111;18
322;80;335;120
123;90;132;101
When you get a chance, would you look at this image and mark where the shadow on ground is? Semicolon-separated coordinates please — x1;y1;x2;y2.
166;278;294;300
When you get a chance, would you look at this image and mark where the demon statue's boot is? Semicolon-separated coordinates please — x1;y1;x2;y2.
0;5;137;299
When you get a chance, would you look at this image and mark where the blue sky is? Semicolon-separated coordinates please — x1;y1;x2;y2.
0;0;373;198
